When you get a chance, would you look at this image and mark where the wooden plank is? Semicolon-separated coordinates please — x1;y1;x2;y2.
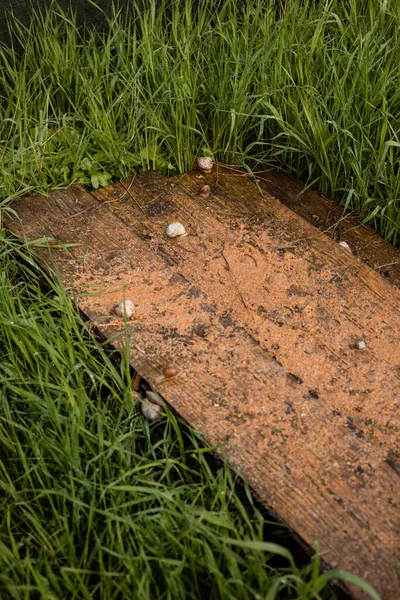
209;164;400;287
5;173;400;599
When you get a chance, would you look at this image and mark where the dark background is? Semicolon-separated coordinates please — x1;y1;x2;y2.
0;1;124;45
0;1;288;46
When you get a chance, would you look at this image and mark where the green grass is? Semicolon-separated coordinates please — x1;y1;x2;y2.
1;0;399;243
0;0;392;597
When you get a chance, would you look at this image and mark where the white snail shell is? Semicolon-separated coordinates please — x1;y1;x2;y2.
353;339;366;351
113;299;135;318
145;390;164;406
196;156;213;173
141;400;162;421
338;241;352;254
166;222;186;238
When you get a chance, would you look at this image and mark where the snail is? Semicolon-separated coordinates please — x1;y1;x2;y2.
166;222;186;238
199;185;211;199
163;365;179;379
352;338;366;351
141;400;162;421
338;241;352;254
196;156;213;173
145;390;164;406
113;299;135;319
153;365;180;383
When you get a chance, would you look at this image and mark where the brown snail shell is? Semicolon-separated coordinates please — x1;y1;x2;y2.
163;365;179;379
199;185;211;198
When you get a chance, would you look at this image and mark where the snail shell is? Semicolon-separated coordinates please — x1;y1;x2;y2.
352;339;366;351
166;222;186;238
113;299;135;319
199;185;211;198
141;400;162;421
196;156;213;173
145;390;164;406
338;241;352;254
163;365;179;379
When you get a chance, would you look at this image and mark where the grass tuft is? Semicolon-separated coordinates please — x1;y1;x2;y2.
0;0;399;242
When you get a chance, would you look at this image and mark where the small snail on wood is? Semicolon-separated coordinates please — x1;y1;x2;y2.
199;185;211;199
338;241;352;254
166;222;186;238
141;400;162;421
113;299;135;319
153;365;180;383
196;157;213;173
163;365;179;379
352;338;366;351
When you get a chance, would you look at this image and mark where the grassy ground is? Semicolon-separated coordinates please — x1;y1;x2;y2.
1;0;399;243
0;0;393;598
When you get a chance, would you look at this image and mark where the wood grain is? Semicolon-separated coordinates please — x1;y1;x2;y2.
221;164;400;287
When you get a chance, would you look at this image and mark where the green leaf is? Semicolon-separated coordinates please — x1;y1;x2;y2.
80;157;93;171
90;174;100;189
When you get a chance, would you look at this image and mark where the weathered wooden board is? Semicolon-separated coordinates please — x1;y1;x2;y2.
4;167;400;599
229;164;400;287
